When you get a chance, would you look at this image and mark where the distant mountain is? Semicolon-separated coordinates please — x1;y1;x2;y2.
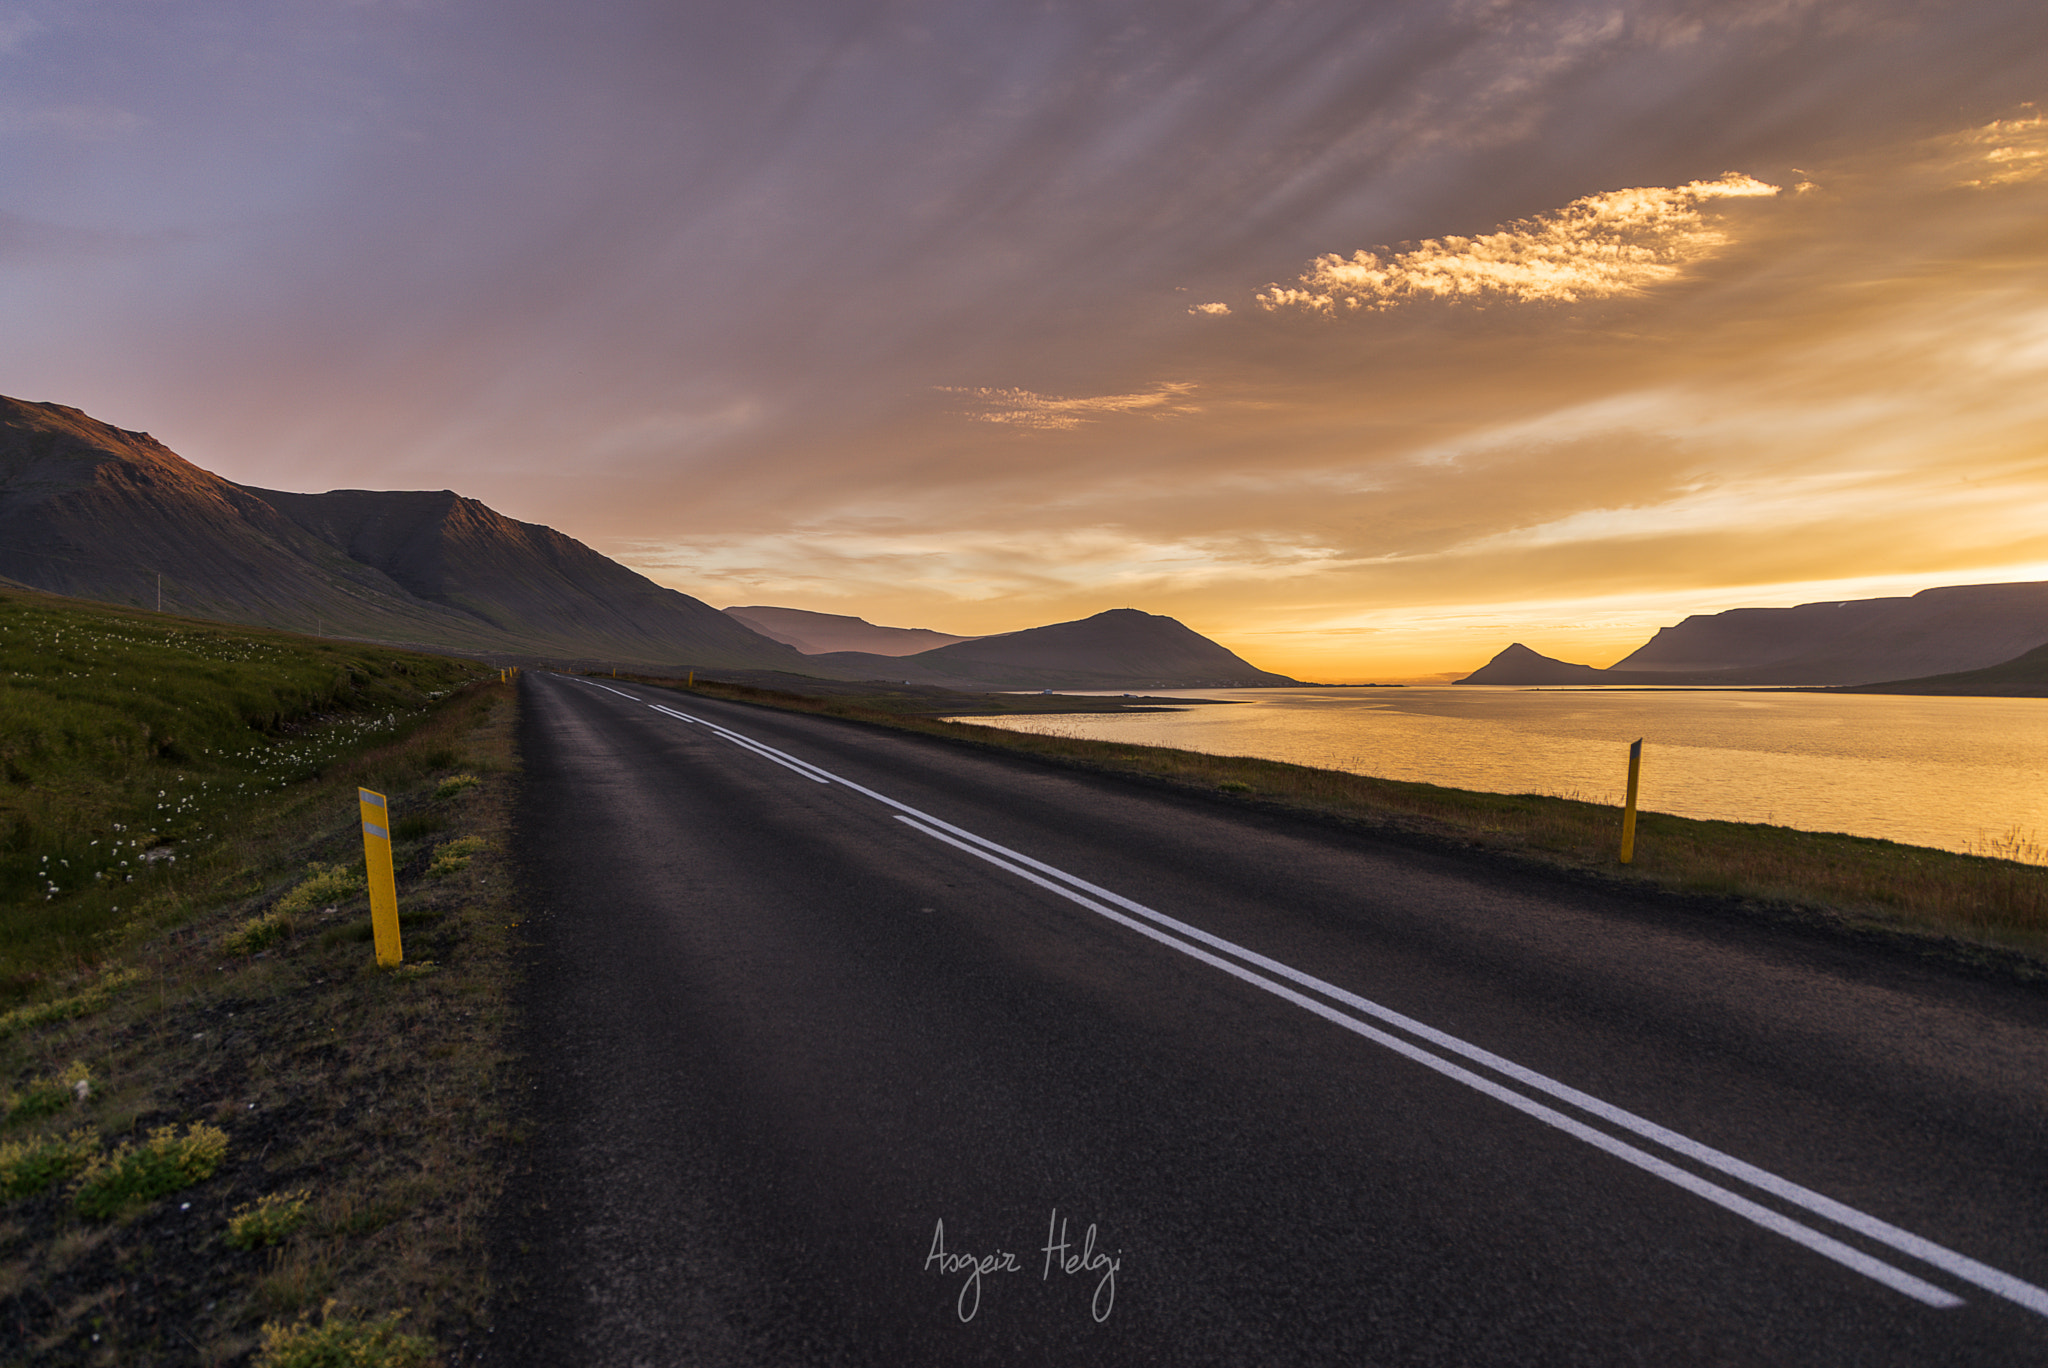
1458;583;2048;686
0;395;811;670
808;608;1300;690
1610;584;2048;682
1457;644;1612;685
723;605;982;656
1829;641;2048;697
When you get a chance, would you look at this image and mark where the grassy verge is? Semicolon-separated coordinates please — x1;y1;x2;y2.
1;590;520;1364
640;674;2048;971
0;587;486;1001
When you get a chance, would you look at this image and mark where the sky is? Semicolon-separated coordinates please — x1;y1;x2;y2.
3;0;2046;681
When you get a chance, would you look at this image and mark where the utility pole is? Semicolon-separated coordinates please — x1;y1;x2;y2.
156;573;162;612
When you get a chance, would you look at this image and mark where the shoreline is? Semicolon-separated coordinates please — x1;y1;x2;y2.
628;670;2048;978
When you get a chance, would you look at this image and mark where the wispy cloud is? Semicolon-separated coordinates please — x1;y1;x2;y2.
1257;174;1779;312
937;381;1200;431
4;2;2043;680
1947;110;2048;187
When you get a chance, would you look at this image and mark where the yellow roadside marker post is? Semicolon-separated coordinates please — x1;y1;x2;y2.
358;788;403;966
1619;739;1643;864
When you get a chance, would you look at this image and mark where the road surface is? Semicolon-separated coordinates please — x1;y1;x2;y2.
486;671;2048;1365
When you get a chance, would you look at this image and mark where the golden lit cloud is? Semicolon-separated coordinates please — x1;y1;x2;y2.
627;101;2048;683
15;0;2040;686
1257;173;1779;312
935;381;1200;431
1947;110;2048;187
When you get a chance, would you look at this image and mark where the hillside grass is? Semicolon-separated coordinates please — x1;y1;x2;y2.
0;589;520;1363
0;588;484;1002
648;674;2048;970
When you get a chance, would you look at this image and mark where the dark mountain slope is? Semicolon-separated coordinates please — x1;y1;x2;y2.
252;486;803;668
0;396;1300;688
722;605;982;656
0;397;468;641
1829;641;2048;697
0;396;810;670
1609;583;2048;683
810;608;1300;690
1459;583;2048;686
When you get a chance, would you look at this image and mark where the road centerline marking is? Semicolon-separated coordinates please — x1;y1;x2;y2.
646;703;835;783
892;814;1963;1309
600;684;2048;1317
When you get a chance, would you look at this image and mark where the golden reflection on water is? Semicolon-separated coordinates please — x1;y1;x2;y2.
954;688;2048;862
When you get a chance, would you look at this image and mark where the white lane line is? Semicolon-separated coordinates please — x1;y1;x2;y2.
566;681;824;782
893;810;2048;1320
646;704;832;784
623;694;2048;1316
895;813;1964;1309
647;704;841;784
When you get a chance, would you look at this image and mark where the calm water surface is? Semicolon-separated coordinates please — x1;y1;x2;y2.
954;688;2048;860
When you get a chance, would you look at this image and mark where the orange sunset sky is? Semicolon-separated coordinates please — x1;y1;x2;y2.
4;2;2046;680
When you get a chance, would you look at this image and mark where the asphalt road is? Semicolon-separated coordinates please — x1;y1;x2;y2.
486;671;2048;1365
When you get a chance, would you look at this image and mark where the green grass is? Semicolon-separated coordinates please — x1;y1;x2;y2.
0;588;521;1361
0;968;141;1040
0;586;478;1001
650;673;2048;962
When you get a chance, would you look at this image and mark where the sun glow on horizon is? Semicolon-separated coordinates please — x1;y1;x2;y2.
2;8;2042;679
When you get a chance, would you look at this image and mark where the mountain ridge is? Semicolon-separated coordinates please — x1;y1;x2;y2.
0;395;1299;690
806;608;1300;690
0;395;816;670
722;605;982;656
1458;583;2048;687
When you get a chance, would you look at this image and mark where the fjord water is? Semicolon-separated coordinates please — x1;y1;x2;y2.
958;688;2048;861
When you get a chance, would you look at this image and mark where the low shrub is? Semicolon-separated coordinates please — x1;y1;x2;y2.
73;1121;229;1218
227;1190;312;1249
426;837;488;879
255;1303;436;1368
225;910;294;955
432;773;480;801
4;1062;90;1125
0;1127;99;1196
275;863;366;917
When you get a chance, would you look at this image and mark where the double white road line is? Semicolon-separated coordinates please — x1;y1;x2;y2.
575;677;2048;1319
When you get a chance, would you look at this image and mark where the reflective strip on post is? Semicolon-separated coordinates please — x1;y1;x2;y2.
358;787;403;966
